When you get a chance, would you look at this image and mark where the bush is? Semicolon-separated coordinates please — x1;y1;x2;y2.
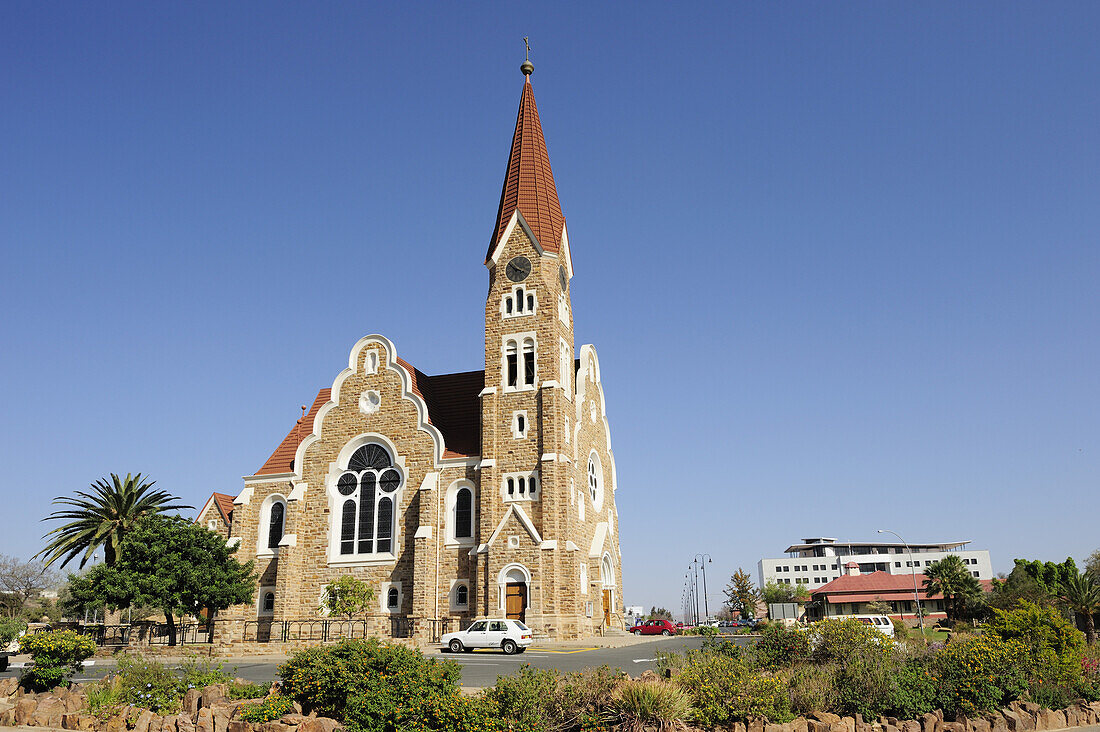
608;680;693;732
239;695;296;723
180;655;232;689
788;663;839;716
484;666;557;732
113;654;186;714
551;666;624;730
84;678;123;716
673;652;791;726
891;618;910;639
685;625;719;636
807;618;893;664
934;634;1027;717
278;639;464;732
985;600;1085;685
18;629;96;691
0;617;26;649
832;644;899;719
888;657;938;719
228;681;270;700
751;623;811;669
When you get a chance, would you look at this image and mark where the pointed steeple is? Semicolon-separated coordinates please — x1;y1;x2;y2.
486;65;565;264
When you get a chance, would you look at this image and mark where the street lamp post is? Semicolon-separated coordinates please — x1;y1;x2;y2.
695;554;712;622
877;529;926;640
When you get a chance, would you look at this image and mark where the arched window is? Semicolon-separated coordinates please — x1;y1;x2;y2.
387;587;399;610
455;487;472;539
588;452;603;510
522;338;536;386
456;584;469;608
506;341;518;388
267;502;285;549
336;443;402;556
262;591;275;613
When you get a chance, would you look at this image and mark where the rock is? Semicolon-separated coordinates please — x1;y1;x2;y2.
841;719;856;732
968;718;991;732
809;721;830;732
33;697;66;728
0;677;17;698
943;723;964;732
62;712;82;729
279;715;309;726
748;717;766;732
178;710;197;732
1004;710;1034;732
105;714;126;732
1062;708;1078;727
0;708;14;726
729;722;746;732
902;721;922;732
184;689;203;717
65;692;86;714
15;697;38;726
257;723;291;732
211;704;233;732
813;714;843;725
133;709;157;732
1040;710;1066;731
985;712;1008;732
789;719;809;732
315;720;342;732
766;724;785;732
923;714;941;732
195;708;215;732
160;714;179;732
202;686;227;710
228;721;252;732
66;713;98;731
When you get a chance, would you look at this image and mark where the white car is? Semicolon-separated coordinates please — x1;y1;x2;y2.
441;618;533;654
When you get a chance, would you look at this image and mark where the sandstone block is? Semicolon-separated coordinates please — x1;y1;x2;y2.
105;714;126;732
228;721;252;732
160;714;179;732
901;720;922;732
1040;710;1065;731
14;697;37;726
968;718;991;732
177;711;196;732
184;690;203;717
809;720;830;732
257;722;292;732
813;713;843;725
196;707;214;732
766;723;785;732
201;686;227;710
134;709;157;732
923;713;941;732
0;708;14;726
33;697;66;728
943;723;964;732
212;704;233;732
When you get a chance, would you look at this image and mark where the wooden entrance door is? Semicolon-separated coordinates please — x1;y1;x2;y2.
505;583;527;622
603;590;613;625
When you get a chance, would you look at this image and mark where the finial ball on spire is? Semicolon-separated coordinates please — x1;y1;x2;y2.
521;36;534;76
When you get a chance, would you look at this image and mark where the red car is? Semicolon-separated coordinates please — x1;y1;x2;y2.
629;619;679;636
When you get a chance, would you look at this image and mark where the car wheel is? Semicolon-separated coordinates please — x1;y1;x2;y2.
502;639;517;655
448;639;464;653
632;629;640;635
662;629;671;636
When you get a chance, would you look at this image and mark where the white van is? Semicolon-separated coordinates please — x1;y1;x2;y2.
851;615;895;638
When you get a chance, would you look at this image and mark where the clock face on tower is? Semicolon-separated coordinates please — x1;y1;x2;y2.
506;256;532;282
558;265;568;291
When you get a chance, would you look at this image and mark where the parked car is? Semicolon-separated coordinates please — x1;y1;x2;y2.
440;618;533;654
629;619;679;636
851;615;895;638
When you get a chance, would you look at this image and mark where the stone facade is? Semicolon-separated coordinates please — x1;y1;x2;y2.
215;72;623;644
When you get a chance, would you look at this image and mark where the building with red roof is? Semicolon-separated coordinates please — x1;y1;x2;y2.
808;565;994;622
216;57;622;643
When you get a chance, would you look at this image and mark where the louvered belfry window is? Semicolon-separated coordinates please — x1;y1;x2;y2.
337;444;402;555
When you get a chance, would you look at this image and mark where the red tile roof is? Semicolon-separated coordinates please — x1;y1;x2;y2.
487;77;565;262
811;571;995;605
253;365;483;476
212;492;234;521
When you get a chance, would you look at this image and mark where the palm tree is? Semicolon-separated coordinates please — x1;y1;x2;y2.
35;474;192;568
1059;572;1100;645
923;554;982;622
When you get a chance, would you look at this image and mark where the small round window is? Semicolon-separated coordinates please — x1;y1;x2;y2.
587;451;604;512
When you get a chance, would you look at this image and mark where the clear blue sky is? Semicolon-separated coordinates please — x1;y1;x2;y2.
1;3;1098;618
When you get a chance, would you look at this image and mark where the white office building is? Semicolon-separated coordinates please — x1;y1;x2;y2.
758;537;993;590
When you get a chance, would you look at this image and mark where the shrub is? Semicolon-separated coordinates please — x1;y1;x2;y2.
934;633;1027;717
484;665;557;732
180;655;232;689
674;652;791;726
891;618;910;639
278;639;464;732
832;644;899;719
984;600;1085;685
751;623;811;669
607;680;692;732
84;677;123;716
18;629;96;691
239;695;296;723
788;663;839;716
701;635;745;658
807;618;893;664
1078;647;1100;702
888;657;938;719
113;654;186;714
0;617;26;649
228;681;270;700
1026;679;1075;710
551;666;624;730
686;625;719;636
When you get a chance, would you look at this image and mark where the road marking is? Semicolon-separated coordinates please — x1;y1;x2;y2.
632;658;655;663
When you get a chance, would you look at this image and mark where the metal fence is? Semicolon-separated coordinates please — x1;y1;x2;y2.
242;616;453;644
29;622;214;647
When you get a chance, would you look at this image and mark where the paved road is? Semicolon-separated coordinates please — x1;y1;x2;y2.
0;635;752;689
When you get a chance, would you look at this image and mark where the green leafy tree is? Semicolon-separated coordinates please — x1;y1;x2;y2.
989;564;1054;611
1014;557;1079;595
648;606;673;620
985;599;1085;684
68;515;255;645
322;575;375;636
922;555;982;621
37;473;192;568
0;617;26;649
865;599;892;615
724;568;761;619
1058;571;1100;645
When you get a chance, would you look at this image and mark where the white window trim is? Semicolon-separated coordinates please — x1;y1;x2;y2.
558;292;569;325
381;581;403;614
588;451;605;513
444;479;477;548
501;284;538;319
497;563;531;613
559;338;572;400
580;563;588;595
256;493;287;558
511;410;528;439
324;436;405;566
501;470;540;503
502;331;538;393
450;579;470;612
257;586;276;617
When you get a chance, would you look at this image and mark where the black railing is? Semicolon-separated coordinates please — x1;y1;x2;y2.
240;617;452;644
425;618;451;643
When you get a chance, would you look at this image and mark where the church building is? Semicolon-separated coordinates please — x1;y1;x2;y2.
216;58;623;643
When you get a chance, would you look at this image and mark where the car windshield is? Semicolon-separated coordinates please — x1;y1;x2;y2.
512;621;530;631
